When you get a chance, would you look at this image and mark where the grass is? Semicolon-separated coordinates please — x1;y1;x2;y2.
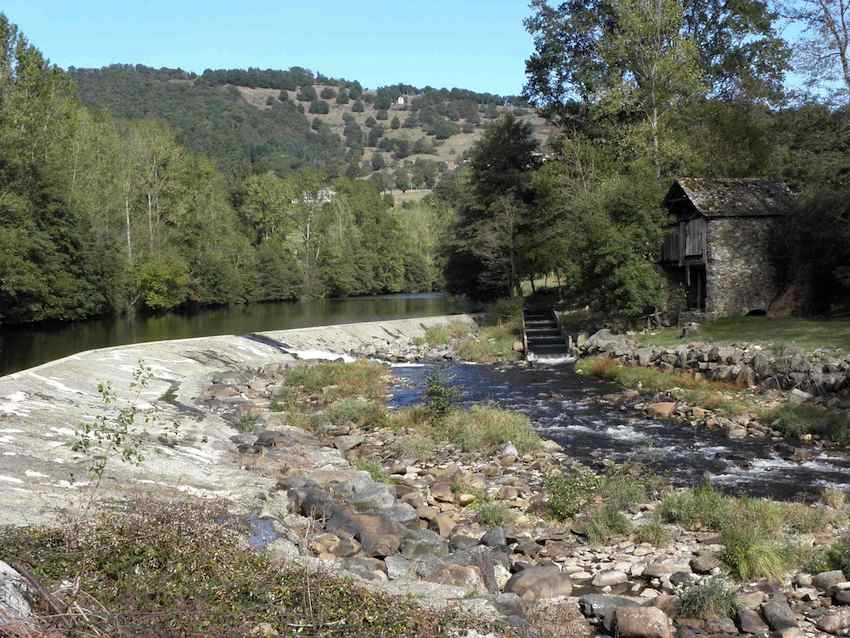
455;323;520;364
764;403;850;445
586;504;632;544
437;405;540;454
637;316;850;354
284;361;388;403
0;500;488;637
577;356;751;416
354;459;393;484
680;577;738;619
634;519;670;546
414;322;472;347
474;502;513;527
238;412;259;433
323;397;388;429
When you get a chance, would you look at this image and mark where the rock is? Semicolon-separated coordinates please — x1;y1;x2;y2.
736;607;769;634
481;527;506;547
343;556;387;582
579;594;642;632
689;555;719;574
265;537;301;561
429;564;486;594
433;513;456;538
504;566;573;602
250;622;280;637
501;441;519;457
614;606;672;638
431;482;455;503
644;562;690;578
327;509;403;558
593;570;629;587
834;590;850;605
346;483;396;512
704;617;737;634
0;561;31;621
737;591;767;609
789;388;813;404
761;595;797;631
400;529;448;559
384;555;413;580
817;609;850;634
647;403;677;418
814;570;846;591
334;435;364;452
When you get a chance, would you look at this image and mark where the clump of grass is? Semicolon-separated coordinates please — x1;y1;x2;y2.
238;412;259;433
659;482;732;531
782;502;832;534
0;500;482;637
284;361;387;402
455;324;519;364
826;535;850;577
437;405;540;454
822;487;847;510
354;458;393;484
784;542;832;574
721;505;787;581
390;432;437;461
765;404;850;445
586;504;632;544
475;502;513;527
544;467;603;521
634;519;670;546
322;397;387;429
680;577;738;619
414;322;472;347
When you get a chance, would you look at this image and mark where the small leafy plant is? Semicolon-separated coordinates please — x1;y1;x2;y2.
425;371;460;417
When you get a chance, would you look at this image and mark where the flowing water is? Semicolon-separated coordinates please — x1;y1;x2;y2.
390;361;850;500
0;293;477;377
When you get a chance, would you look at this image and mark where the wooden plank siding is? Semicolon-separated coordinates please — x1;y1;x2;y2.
660;218;706;264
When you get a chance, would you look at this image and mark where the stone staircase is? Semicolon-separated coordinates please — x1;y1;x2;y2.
522;307;569;359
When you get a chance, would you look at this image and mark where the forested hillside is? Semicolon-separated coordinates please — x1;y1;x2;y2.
0;16;452;325
69;65;553;190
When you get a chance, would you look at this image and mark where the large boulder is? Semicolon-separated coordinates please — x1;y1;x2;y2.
817;609;850;635
504;566;572;602
326;508;403;558
614;606;672;638
0;561;31;622
761;595;797;631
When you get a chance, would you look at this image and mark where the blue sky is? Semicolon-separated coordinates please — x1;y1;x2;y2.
3;1;535;96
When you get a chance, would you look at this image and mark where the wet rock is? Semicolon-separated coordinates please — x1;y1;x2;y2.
817;609;850;634
504;566;573;602
814;570;846;591
761;595;797;631
736;607;769;634
614;606;672;638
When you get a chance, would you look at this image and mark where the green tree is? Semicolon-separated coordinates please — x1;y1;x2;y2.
391;115;401;129
352;100;365;113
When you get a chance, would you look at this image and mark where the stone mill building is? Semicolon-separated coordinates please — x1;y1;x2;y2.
660;177;794;319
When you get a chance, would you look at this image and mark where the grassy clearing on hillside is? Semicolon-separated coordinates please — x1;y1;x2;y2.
0;501;487;637
638;316;850;354
577;356;751;416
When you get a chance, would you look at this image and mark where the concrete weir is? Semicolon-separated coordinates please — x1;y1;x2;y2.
0;314;476;526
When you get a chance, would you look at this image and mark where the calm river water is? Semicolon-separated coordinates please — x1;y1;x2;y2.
0;293;477;377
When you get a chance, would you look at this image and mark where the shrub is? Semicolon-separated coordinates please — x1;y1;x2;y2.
238;412;259;433
475;502;512;527
455;324;518;364
822;487;847;510
284;361;387;402
545;467;603;521
425;372;460;417
309;99;330;114
354;458;392;483
781;502;832;534
586;504;632;544
438;405;539;454
391;432;437;461
826;535;850;577
659;483;731;531
352;100;365;113
721;506;787;581
0;500;478;637
320;87;337;99
767;404;850;445
634;520;670;546
323;398;387;428
485;297;523;325
680;577;738;619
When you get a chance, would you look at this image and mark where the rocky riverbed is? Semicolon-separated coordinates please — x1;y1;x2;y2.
3;315;850;637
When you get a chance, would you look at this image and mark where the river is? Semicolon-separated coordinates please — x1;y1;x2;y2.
0;293;477;377
390;362;850;500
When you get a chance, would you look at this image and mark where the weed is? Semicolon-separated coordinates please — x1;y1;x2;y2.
238;412;259;433
826;535;850;577
659;483;731;531
781;502;832;534
455;323;519;363
721;508;787;581
680;577;738;619
475;502;513;527
822;487;847;510
425;371;460;417
323;397;387;428
354;459;393;483
391;432;437;461
544;467;603;521
586;504;632;544
437;405;540;454
284;361;387;402
634;520;670;546
485;297;523;325
765;404;850;445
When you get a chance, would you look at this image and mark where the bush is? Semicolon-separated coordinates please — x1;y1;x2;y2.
323;397;387;428
309;99;330;114
455;324;518;363
475;502;512;527
320;87;337;99
545;467;603;521
354;458;392;483
438;405;539;454
352;100;365;113
425;372;460;417
0;500;478;637
659;483;732;531
634;520;670;546
586;504;632;544
826;535;850;577
721;520;787;581
766;404;850;444
485;297;523;325
680;577;738;619
284;361;387;402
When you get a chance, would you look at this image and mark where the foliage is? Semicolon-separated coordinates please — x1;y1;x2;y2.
0;500;486;637
323;398;388;429
283;361;388;402
659;482;732;530
437;405;540;454
680;577;739;619
354;458;393;483
424;371;460;417
586;504;633;544
766;403;850;445
826;535;850;577
544;467;604;520
475;502;513;527
634;520;670;546
455;323;520;363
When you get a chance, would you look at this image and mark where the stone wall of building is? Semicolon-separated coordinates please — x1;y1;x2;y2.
705;217;780;317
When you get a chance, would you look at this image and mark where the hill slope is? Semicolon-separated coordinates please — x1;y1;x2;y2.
69;65;555;187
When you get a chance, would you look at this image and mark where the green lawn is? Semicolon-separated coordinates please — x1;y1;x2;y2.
638;317;850;354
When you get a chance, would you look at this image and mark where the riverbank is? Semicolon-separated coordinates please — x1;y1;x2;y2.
3;316;850;637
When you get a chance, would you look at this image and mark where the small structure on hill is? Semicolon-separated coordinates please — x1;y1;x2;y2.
660;177;793;319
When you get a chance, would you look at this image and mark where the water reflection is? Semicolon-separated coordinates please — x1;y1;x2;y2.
0;293;477;376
